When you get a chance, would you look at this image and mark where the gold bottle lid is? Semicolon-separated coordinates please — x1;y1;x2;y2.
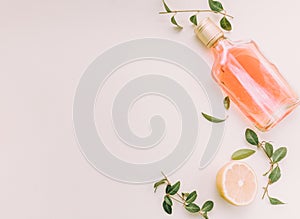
194;17;224;48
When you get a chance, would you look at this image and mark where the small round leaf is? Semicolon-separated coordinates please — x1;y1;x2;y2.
272;147;287;163
171;16;183;29
202;112;227;123
220;16;232;31
163;201;172;214
186;191;197;204
245;128;259;146
189;15;198;26
201;200;214;212
164;195;173;206
163;0;171;12
169;181;180;195
165;184;171;194
231;149;256;160
265;142;274;158
208;0;224;12
269;197;285;205
269;166;281;184
154;179;167;192
185;203;200;213
223;96;230;110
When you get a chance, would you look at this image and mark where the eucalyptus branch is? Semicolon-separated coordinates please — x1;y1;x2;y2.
231;128;287;205
154;172;214;218
159;10;234;19
161;0;233;31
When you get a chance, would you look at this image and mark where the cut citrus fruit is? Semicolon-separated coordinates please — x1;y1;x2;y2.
216;161;257;206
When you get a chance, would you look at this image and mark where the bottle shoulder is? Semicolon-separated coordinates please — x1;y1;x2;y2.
211;38;280;79
211;38;261;66
212;38;258;54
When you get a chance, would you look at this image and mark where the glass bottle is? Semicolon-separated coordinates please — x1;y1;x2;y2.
195;18;299;131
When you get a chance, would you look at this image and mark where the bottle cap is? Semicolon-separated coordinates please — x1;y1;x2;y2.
194;17;224;48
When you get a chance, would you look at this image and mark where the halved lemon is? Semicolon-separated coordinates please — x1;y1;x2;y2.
216;161;257;206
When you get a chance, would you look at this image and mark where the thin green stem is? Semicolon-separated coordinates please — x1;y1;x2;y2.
161;171;171;184
159;9;234;19
168;195;185;204
258;141;274;200
263;163;274;176
199;210;206;218
262;180;270;199
176;193;185;202
258;141;273;164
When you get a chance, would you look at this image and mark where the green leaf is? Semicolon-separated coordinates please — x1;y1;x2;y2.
272;147;287;163
164;195;173;206
185;203;200;213
185;191;197;204
182;192;189;198
208;0;224;12
202;212;209;219
163;201;172;214
231;149;256;160
265;142;274;158
220;16;232;31
223;96;230;110
269;166;281;184
201;112;226;123
171;16;183;29
162;0;171;12
245;128;259;146
169;181;180;195
154;179;167;192
189;15;197;26
165;184;171;193
201;200;214;212
269;196;285;205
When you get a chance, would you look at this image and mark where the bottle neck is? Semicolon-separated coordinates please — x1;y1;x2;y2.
210;36;227;49
210;36;232;60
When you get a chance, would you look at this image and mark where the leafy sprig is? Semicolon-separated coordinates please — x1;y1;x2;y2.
154;172;214;218
231;128;287;205
160;0;233;31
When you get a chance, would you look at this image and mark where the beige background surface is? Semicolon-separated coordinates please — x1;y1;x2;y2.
1;0;300;218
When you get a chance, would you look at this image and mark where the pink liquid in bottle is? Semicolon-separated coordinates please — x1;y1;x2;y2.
195;18;299;131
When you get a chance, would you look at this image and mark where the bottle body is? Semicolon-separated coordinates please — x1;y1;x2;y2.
211;38;299;131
